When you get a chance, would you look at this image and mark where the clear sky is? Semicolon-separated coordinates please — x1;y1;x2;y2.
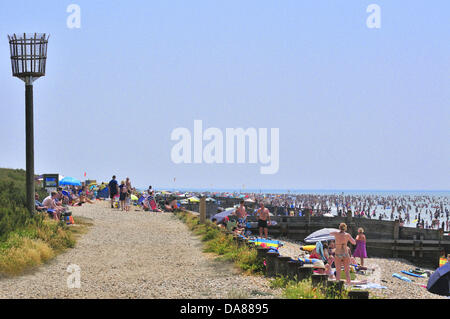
0;1;449;190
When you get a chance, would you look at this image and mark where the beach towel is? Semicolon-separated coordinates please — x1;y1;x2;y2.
315;241;327;262
401;270;425;278
249;238;282;248
393;273;412;282
298;257;320;264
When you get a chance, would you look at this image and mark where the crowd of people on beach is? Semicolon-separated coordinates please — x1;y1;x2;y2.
209;192;450;231
107;175;184;213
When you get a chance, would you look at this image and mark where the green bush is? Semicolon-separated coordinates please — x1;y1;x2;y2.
0;168;48;242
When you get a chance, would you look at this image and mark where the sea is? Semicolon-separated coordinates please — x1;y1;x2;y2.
152;188;450;197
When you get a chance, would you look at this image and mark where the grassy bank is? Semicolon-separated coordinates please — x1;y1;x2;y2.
269;275;348;299
175;211;264;274
0;168;89;276
175;210;349;299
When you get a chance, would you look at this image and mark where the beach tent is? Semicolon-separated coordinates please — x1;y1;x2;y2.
304;228;340;243
59;177;82;186
211;208;235;223
188;196;200;203
323;213;334;217
130;194;139;201
205;197;216;202
98;187;109;199
427;262;450;296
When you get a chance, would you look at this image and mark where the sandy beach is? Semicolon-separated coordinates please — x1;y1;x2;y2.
278;238;447;299
0;201;281;299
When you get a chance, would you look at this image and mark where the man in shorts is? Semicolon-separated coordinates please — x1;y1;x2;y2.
234;200;247;227
256;202;271;239
108;175;119;208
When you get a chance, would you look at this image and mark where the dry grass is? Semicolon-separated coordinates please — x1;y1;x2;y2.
0;237;55;275
0;216;91;276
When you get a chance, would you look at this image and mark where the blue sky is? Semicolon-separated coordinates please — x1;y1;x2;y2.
0;1;449;190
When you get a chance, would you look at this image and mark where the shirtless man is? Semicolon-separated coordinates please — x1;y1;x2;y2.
331;223;356;285
256;203;271;239
234;200;247;226
42;191;64;221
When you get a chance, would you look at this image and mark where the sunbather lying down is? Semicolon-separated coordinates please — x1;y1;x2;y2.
164;198;184;212
72;194;94;206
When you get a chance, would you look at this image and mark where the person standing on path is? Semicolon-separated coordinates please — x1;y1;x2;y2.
108;175;119;208
125;177;132;212
119;180;127;211
256;203;271;239
353;228;368;267
331;223;356;285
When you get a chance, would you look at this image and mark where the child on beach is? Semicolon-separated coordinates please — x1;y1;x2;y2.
353;228;367;267
119;180;127;211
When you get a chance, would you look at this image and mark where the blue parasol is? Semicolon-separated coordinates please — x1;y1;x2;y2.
59;177;82;186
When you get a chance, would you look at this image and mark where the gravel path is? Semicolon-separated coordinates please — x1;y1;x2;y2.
0;202;281;299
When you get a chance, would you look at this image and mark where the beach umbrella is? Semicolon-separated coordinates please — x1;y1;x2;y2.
427;262;450;296
211;208;235;223
304;228;340;243
323;213;334;217
205;197;216;202
59;177;82;186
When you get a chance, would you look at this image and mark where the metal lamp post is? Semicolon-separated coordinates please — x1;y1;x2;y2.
8;33;49;214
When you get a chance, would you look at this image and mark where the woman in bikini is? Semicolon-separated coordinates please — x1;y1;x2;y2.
331;223;356;285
